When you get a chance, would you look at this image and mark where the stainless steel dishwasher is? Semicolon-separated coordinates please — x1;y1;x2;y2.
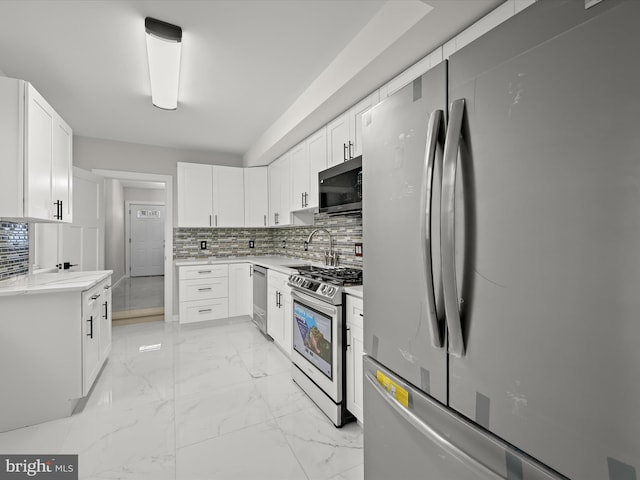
252;265;268;336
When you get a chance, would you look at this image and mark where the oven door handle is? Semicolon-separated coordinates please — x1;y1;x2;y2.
290;290;338;318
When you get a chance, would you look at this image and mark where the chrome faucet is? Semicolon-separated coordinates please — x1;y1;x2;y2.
306;228;338;266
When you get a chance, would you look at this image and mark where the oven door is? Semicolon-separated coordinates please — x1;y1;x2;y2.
290;289;343;403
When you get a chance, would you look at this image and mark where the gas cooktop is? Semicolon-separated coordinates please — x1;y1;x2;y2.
288;266;363;304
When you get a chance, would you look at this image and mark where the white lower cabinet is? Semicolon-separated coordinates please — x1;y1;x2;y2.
229;263;253;317
179;265;229;324
82;278;112;396
267;270;292;356
346;294;364;424
0;274;112;433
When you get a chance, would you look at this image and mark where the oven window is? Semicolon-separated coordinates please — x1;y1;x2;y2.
293;301;333;380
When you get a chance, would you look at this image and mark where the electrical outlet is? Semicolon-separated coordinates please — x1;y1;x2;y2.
354;242;363;257
200;241;207;250
281;240;286;249
249;240;255;249
304;241;309;252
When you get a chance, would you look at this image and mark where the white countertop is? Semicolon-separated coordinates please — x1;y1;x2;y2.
175;255;319;276
0;270;113;296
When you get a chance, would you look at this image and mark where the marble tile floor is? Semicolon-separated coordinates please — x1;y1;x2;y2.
112;275;164;313
0;318;363;480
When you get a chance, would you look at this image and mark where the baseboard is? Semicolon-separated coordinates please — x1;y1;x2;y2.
112;307;164;320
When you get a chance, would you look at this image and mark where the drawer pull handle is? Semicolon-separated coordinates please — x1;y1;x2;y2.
199;309;212;313
198;270;212;274
198;287;212;291
90;293;101;300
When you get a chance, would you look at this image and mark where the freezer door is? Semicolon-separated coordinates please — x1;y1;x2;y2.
447;1;640;478
362;62;448;403
363;356;563;480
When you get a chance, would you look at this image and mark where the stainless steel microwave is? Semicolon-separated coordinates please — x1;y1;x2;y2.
318;156;362;215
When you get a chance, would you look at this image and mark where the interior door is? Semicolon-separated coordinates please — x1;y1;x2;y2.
130;204;165;277
362;63;448;404
60;168;104;271
446;1;640;478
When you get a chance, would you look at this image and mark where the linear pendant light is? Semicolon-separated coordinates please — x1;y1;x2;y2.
145;17;182;110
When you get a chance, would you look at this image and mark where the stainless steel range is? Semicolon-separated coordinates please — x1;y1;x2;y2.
288;266;363;427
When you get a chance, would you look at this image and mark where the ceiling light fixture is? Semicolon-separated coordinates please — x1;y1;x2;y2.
145;17;182;110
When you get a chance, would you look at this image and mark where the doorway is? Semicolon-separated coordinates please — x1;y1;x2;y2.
93;169;174;325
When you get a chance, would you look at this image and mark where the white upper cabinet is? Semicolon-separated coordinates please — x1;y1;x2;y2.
290;126;327;212
0;78;73;223
305;127;327;210
268;152;291;226
177;162;244;228
327;91;379;167
212;165;244;228
289;141;308;211
244;167;268;228
177;162;214;227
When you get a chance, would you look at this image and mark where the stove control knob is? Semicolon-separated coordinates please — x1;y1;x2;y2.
327;286;336;296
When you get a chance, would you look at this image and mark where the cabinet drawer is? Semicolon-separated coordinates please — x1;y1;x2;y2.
182;278;228;301
180;299;229;324
346;295;364;329
181;264;228;280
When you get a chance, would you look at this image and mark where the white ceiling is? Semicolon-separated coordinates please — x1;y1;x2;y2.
0;0;503;166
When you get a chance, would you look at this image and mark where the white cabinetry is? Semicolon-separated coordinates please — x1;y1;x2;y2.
177;163;245;227
0;77;73;223
346;294;364;424
267;270;292;355
290;141;308;211
268;153;291;226
306;127;327;210
212;166;245;227
327;91;379;167
229;263;253;317
0;273;112;433
177;162;213;227
244;167;268;227
179;264;229;323
290;128;327;211
82;277;112;396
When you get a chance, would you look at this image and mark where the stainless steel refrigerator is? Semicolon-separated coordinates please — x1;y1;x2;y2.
362;1;640;479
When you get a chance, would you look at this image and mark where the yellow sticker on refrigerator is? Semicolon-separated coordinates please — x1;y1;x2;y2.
376;370;409;408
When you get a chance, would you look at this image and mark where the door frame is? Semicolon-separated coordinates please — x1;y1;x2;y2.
93;169;174;323
126;201;166;278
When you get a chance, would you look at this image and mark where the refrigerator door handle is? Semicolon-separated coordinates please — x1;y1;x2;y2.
441;98;466;358
422;109;445;348
365;371;502;480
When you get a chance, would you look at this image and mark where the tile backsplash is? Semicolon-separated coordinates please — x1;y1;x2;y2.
173;213;363;268
0;222;29;280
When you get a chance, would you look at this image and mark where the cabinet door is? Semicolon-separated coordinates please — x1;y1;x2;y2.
99;280;112;360
290;142;308;211
326;112;350;168
306;127;327;209
281;289;292;356
229;263;252;317
277;153;292;226
268;159;281;226
177;162;213;227
267;284;283;344
82;292;102;396
52;116;73;223
244;167;268;227
212;166;245;227
25;85;54;221
346;295;364;423
350;90;380;159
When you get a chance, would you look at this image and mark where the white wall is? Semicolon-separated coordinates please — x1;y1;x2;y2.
123;187;165;205
73;136;242;227
104;178;125;283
